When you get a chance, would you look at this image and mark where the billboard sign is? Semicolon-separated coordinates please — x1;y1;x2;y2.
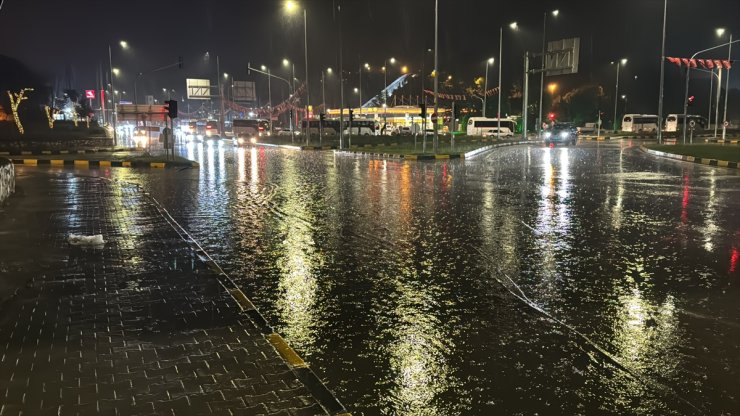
545;37;580;76
85;90;96;99
117;104;167;122
186;78;212;100
232;81;257;102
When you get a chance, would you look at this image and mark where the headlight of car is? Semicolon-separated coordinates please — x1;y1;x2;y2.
544;132;552;138
250;137;258;144
237;138;245;145
560;131;570;138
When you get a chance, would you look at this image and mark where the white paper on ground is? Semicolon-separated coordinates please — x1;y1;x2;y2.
68;234;106;246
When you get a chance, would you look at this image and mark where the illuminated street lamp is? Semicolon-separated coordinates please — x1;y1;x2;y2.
537;9;560;137
548;83;558;95
612;58;627;131
484;58;495;117
284;0;310;141
496;22;517;139
108;40;128;145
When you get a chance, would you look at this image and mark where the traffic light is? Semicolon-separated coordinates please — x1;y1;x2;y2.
348;109;354;122
548;112;556;121
420;103;427;118
687;95;695;107
164;100;178;119
178;56;184;69
319;113;325;122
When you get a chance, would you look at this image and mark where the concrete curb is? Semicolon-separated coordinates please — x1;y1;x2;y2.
464;141;536;158
640;145;740;170
146;195;351;416
0;148;136;156
0;158;14;205
11;158;199;169
703;139;740;144
334;150;464;160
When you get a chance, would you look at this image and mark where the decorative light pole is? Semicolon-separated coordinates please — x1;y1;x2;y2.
484;58;494;118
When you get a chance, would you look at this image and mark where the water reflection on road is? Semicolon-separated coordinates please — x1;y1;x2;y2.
115;139;740;415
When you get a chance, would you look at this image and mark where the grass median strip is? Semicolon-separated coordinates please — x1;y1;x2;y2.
646;144;740;163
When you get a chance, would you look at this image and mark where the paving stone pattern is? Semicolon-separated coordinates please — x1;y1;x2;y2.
0;176;325;415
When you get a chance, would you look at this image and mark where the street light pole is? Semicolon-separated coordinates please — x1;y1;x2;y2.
657;0;667;144
612;59;626;132
303;8;310;144
268;68;272;134
722;33;733;140
433;0;439;153
484;58;493;118
498;26;503;140
108;44;117;146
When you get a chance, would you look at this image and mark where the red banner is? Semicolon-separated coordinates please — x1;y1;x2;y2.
667;57;732;69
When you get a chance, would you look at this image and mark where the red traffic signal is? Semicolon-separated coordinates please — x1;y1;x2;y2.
687;95;696;106
548;112;556;121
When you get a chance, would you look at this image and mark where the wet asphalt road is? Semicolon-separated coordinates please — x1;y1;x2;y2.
108;140;739;415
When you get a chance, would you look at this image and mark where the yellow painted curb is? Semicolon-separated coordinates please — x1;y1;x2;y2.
100;160;112;167
435;154;450;159
150;162;166;169
23;159;38;166
686;156;695;162
701;159;711;165
597;136;606;141
718;160;729;167
405;155;418;160
267;333;308;368
122;161;132;168
229;288;256;311
74;160;89;167
50;160;64;166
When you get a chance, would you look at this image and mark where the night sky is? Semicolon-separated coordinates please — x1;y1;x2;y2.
1;0;738;115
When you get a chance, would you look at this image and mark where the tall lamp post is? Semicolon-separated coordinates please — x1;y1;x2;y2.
285;1;310;142
537;10;559;137
612;58;627;131
383;57;396;127
260;65;273;134
108;40;128;146
498;22;518;140
433;0;439;152
657;0;668;144
484;58;494;118
321;67;333;110
282;58;297;142
717;29;733;140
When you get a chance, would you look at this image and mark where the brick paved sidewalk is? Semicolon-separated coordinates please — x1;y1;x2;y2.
0;173;340;415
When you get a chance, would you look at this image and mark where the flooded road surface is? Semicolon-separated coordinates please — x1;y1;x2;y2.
111;140;740;415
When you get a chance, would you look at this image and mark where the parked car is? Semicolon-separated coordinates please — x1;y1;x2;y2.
482;128;514;138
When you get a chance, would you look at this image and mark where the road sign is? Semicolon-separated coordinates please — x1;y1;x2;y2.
545;37;580;76
431;112;438;123
232;81;256;102
146;95;155;105
186;78;212;100
117;104;167;122
724;120;730;127
689;120;696;129
85;90;96;99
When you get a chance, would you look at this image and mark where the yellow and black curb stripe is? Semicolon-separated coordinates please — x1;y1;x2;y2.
0;148;123;156
300;145;337;151
640;146;740;170
703;139;740;144
146;196;350;416
11;159;199;169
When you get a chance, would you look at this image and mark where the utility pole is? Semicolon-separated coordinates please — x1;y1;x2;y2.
538;12;547;138
108;45;118;146
498;26;503;140
715;68;722;138
267;68;273;134
304;8;310;144
722;34;733;140
433;0;439;153
217;56;225;137
522;51;529;141
338;2;345;150
657;0;667;144
613;61;622;132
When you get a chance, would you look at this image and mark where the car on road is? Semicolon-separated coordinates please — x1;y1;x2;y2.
543;122;577;146
482;128;514;138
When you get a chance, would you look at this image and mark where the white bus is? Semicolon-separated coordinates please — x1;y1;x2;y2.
664;114;708;132
467;117;517;136
621;114;660;133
